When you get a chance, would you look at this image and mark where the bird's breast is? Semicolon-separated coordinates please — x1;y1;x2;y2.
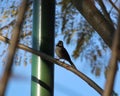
55;46;63;58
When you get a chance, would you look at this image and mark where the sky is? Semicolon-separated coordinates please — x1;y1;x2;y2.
0;0;120;96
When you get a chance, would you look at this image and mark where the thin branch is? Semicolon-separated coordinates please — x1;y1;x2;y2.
0;20;15;31
103;14;120;96
109;0;118;13
0;0;28;96
97;0;113;25
109;0;119;13
0;35;103;95
21;31;32;38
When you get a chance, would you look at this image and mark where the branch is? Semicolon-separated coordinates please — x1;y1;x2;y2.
109;0;118;13
70;0;115;48
109;0;119;13
21;31;32;38
97;0;113;25
103;14;120;96
70;0;120;59
0;20;15;31
0;0;28;96
0;35;103;95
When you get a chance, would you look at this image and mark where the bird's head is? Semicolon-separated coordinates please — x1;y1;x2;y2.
56;40;63;47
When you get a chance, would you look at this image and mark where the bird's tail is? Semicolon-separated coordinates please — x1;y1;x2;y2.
69;60;77;69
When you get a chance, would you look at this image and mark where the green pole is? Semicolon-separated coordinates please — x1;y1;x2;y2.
32;0;55;96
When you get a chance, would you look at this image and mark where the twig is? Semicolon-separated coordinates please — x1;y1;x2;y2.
0;0;28;96
0;35;103;95
21;31;32;38
102;14;120;96
109;0;119;13
109;0;118;13
97;0;113;25
0;20;15;31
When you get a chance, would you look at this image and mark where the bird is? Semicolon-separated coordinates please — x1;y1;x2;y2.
55;40;76;69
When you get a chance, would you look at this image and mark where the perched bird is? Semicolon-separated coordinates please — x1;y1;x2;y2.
55;40;76;69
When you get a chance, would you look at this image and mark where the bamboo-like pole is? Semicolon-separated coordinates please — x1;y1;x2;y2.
31;0;55;96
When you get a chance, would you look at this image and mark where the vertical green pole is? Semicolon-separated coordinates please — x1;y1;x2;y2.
32;0;55;96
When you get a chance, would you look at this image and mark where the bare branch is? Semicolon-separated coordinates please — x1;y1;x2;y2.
0;0;28;96
0;20;15;31
103;14;120;96
97;0;113;25
71;0;115;48
109;0;118;13
21;31;32;38
109;0;119;13
0;35;103;95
